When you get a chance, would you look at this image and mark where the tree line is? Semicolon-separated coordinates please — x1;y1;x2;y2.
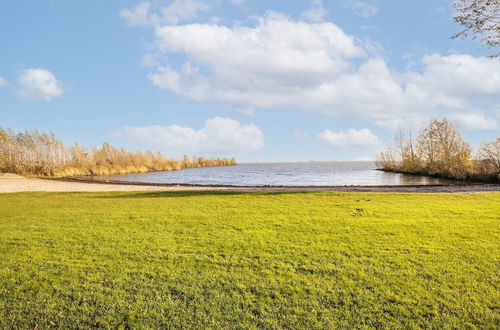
0;128;236;177
377;119;499;183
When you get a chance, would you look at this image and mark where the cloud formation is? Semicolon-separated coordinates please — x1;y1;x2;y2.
122;7;500;131
16;69;66;101
318;128;382;149
149;12;364;103
0;76;6;87
109;117;264;156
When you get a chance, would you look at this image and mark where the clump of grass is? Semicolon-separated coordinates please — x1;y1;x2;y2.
0;128;236;177
0;191;498;328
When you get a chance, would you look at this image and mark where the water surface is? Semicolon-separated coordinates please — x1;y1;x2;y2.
94;162;457;186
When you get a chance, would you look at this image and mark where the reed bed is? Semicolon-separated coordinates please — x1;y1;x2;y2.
0;128;236;177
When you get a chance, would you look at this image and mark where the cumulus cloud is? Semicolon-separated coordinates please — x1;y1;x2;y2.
109;117;264;156
149;12;364;104
302;0;327;22
0;76;7;87
123;8;500;131
120;0;209;26
16;69;66;101
318;128;383;149
343;0;379;18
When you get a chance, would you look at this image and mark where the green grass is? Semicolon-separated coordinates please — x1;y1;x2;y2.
0;191;499;328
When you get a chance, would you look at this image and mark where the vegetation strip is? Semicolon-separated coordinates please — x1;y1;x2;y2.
0;128;236;177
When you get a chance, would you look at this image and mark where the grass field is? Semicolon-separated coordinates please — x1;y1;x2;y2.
0;191;498;328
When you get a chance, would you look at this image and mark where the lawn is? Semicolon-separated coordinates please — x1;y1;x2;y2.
0;191;498;328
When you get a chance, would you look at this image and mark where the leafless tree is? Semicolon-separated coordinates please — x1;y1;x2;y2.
453;0;500;57
416;119;472;178
477;137;500;173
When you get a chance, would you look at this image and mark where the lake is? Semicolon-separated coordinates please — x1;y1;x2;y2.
93;161;457;186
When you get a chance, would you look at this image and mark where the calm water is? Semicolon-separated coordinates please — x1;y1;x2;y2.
94;162;457;186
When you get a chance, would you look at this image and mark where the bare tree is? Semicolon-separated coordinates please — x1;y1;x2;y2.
453;0;500;57
477;137;500;173
378;119;498;182
416;119;472;178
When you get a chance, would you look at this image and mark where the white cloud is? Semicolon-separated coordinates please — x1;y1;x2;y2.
124;10;500;131
120;0;209;26
0;76;7;87
451;113;498;131
16;69;66;101
149;12;364;106
344;0;379;18
318;128;383;149
109;117;264;156
302;0;327;22
120;2;151;26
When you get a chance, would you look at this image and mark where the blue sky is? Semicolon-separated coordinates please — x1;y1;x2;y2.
0;0;498;162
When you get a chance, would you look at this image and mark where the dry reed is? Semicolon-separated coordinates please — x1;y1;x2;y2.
0;128;236;177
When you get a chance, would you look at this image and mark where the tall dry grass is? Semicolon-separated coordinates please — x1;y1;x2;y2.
0;128;236;177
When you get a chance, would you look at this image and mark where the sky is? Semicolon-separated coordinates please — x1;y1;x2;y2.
0;0;499;162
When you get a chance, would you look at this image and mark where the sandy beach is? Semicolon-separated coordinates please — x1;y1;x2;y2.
1;173;499;193
0;173;224;193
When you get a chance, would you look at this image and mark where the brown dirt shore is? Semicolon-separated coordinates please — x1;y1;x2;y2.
1;173;499;193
